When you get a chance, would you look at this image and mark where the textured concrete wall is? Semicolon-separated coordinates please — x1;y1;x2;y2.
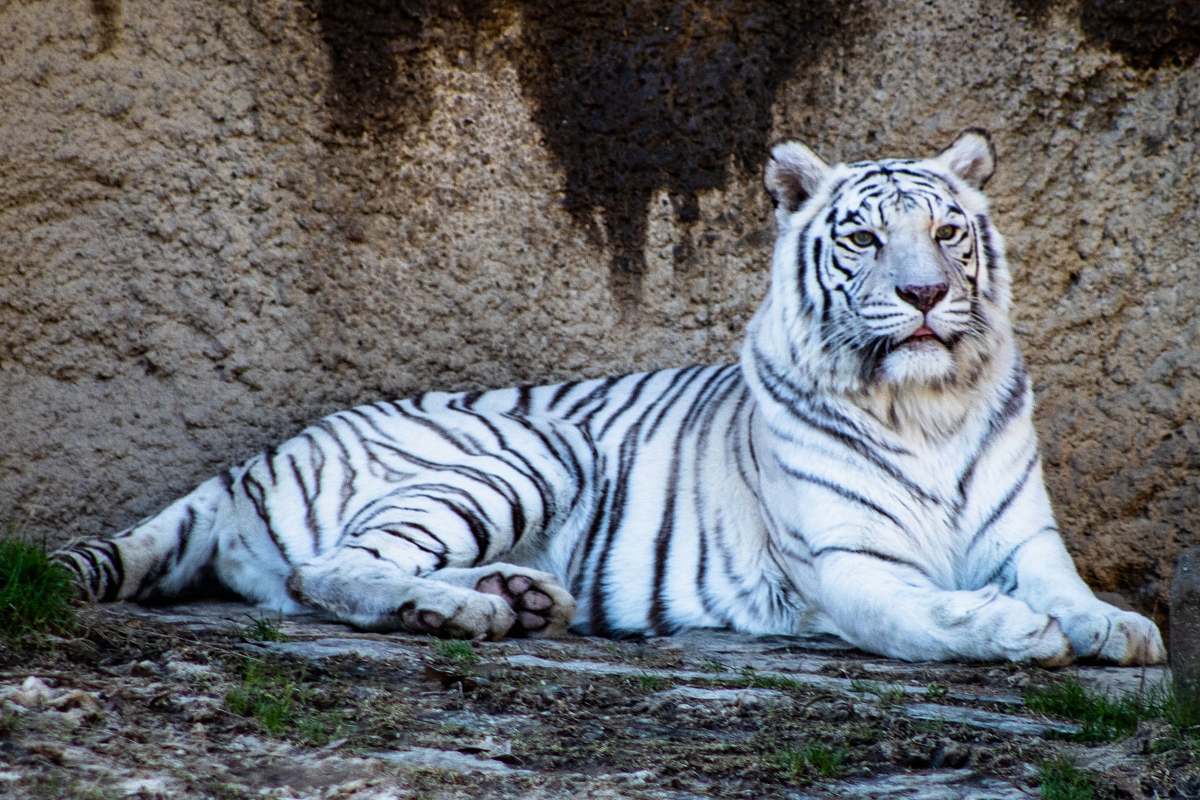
1;0;1197;620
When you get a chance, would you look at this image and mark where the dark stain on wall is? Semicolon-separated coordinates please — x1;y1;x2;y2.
311;1;862;305
1078;0;1200;69
313;0;496;139
314;0;427;138
1006;0;1054;20
91;0;121;55
514;1;857;305
1007;0;1200;68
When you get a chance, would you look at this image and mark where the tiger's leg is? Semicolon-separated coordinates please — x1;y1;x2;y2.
991;527;1166;665
814;551;1074;664
282;442;585;638
285;545;519;638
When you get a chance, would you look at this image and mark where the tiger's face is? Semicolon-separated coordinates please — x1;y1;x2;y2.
756;130;1011;395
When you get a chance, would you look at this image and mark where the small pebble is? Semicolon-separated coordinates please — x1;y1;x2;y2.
11;677;52;709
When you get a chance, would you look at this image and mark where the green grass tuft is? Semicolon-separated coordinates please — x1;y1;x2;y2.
738;666;804;691
925;682;949;700
0;535;77;642
849;678;907;706
1025;677;1165;742
432;639;480;666
1038;756;1094;800
767;743;847;782
242;613;287;642
225;659;341;744
633;672;671;691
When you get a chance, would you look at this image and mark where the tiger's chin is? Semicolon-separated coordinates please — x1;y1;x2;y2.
878;340;957;387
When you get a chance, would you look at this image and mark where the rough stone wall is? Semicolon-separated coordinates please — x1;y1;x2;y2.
1;0;1196;620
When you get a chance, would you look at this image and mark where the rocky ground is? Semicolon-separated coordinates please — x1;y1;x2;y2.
0;601;1195;799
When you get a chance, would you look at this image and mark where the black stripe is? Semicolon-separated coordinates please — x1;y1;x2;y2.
405;482;498;531
976;213;998;300
565;377;621;419
796;219;815;301
755;344;912;454
345;406;400;443
264;445;279;485
71;545;105;599
315;420;360;524
356;428;515;512
954;367;1028;518
132;544;175;600
547;379;581;411
829;253;854;280
753;348;935;504
811;545;931;580
241;473;292;563
383;525;449;569
513;384;533;416
966;451;1040;556
346;543;383;560
980;525;1058;588
588;362;701;635
777;462;910;535
647;368;733;633
645;366;707;440
504;410;590;515
570;478;609;599
174;507;197;565
290;440;324;554
388;401;479;454
596;371;658;439
447;405;556;540
424;495;491;565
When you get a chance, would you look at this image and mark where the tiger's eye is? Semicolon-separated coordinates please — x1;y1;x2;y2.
850;230;878;248
934;224;958;241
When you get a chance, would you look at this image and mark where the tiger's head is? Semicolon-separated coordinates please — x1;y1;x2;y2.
749;130;1013;406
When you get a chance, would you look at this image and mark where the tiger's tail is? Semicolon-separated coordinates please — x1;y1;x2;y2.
54;473;234;603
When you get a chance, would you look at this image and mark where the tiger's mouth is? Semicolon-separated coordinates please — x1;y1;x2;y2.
899;325;946;347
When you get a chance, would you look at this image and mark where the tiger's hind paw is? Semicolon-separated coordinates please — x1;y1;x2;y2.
474;571;576;637
429;564;576;638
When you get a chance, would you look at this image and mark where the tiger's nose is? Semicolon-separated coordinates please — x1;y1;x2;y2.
896;283;948;312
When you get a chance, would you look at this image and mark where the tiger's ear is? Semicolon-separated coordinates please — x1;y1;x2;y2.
764;141;829;223
934;128;995;189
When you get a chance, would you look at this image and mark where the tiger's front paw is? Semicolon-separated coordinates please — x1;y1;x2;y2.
1009;615;1074;667
1062;606;1166;665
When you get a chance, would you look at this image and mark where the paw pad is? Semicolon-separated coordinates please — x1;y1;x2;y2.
475;572;555;634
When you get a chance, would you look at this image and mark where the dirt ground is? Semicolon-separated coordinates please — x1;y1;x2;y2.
0;601;1194;799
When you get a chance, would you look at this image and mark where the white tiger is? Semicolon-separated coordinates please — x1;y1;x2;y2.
56;130;1166;665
